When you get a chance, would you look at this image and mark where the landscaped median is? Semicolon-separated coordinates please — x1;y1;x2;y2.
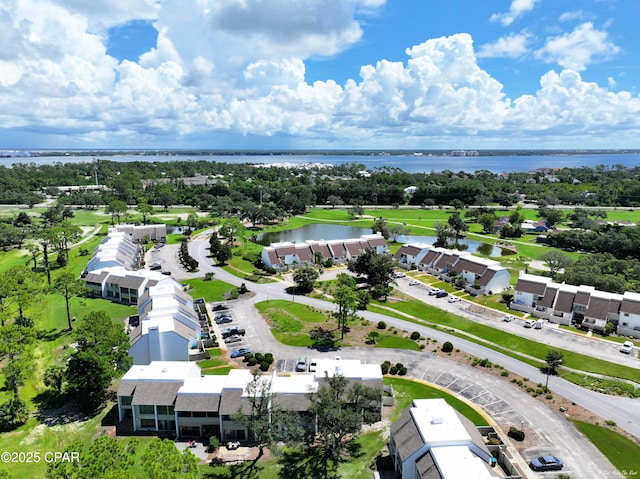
366;294;640;395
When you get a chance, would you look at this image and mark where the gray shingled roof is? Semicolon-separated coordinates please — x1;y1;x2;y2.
415;451;442;479
118;381;138;397
554;290;576;313
131;381;182;406
621;299;640;315
585;296;610;320
574;290;592;306
175;394;221;412
454;257;487;276
390;407;425;463
537;285;559;308
515;278;548;295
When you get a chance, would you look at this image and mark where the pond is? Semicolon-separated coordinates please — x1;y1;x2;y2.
254;224;512;257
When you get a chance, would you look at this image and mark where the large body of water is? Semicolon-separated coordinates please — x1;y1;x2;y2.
2;152;639;173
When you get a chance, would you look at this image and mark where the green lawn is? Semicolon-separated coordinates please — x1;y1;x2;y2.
181;278;238;302
384;377;489;425
375;335;422;351
571;420;640;473
369;295;640;386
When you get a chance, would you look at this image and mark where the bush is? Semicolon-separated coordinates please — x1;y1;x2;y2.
247;358;257;366
389;366;398;375
398;366;408;376
206;436;220;453
501;370;509;377
441;341;454;353
508;426;525;441
410;331;420;341
259;361;270;371
381;361;390;374
264;353;274;364
377;321;387;330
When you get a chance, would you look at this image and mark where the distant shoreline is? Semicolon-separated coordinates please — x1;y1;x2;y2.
3;148;640;158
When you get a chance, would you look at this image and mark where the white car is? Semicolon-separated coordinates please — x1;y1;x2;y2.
620;341;634;354
448;296;461;303
503;315;515;322
394;272;406;278
523;319;536;328
408;280;420;286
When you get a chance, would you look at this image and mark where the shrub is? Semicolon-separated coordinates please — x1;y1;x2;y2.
259;361;270;371
441;341;454;353
389;366;398;375
398;366;408;376
206;436;220;453
255;353;264;362
410;331;420;341
243;353;254;361
501;370;509;377
264;353;274;364
377;321;387;330
381;361;390;374
508;427;525;441
247;358;257;366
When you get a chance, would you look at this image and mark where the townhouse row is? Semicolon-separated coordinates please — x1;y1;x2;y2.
117;359;383;440
512;273;640;338
83;226;202;365
261;233;388;271
393;243;510;296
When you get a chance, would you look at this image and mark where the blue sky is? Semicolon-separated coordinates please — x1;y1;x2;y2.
1;0;639;150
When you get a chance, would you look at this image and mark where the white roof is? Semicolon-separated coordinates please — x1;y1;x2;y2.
270;372;316;394
411;398;471;445
431;446;497;479
314;359;382;380
121;361;201;382
180;375;226;395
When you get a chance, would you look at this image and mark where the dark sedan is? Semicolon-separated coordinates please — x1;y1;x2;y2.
529;456;563;471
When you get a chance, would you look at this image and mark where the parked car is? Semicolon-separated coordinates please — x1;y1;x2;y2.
408;280;420;286
230;348;251;358
309;358;318;372
221;327;245;338
295;356;307;372
503;315;515;322
215;316;233;324
534;319;544;329
448;296;461;303
523;319;536;328
529;456;563;471
160;270;171;276
212;304;229;311
428;288;443;295
224;335;243;344
394;271;406;278
435;291;448;298
620;341;634;354
149;263;162;270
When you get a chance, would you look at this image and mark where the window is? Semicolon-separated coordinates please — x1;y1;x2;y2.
140;419;156;429
138;405;154;415
157;406;174;416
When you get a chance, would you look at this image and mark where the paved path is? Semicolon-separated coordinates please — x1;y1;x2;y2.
147;233;637;477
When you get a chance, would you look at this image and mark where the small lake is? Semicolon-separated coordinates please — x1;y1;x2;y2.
254;224;509;256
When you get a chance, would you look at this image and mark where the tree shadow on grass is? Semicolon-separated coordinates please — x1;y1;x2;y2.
278;447;339;479
203;459;264;479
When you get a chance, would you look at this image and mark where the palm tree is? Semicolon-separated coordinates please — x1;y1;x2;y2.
545;349;564;390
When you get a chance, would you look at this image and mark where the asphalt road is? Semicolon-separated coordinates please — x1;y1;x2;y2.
147;233;638;478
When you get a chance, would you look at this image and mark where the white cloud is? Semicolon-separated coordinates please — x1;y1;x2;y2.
535;22;620;71
477;32;532;59
1;0;640;149
559;10;587;23
490;0;538;27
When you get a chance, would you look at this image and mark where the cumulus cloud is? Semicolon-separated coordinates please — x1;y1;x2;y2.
206;0;378;57
490;0;538;27
477;32;532;59
535;22;620;71
1;0;640;149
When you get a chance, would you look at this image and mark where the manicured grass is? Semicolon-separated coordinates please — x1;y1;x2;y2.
181;278;238;302
370;295;640;385
201;366;235;375
375;335;422;351
384;377;489;425
571;420;640;473
255;299;332;347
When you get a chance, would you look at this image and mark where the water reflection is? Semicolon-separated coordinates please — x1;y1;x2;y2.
255;224;509;256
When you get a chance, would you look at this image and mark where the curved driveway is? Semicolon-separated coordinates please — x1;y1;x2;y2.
150;234;637;478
